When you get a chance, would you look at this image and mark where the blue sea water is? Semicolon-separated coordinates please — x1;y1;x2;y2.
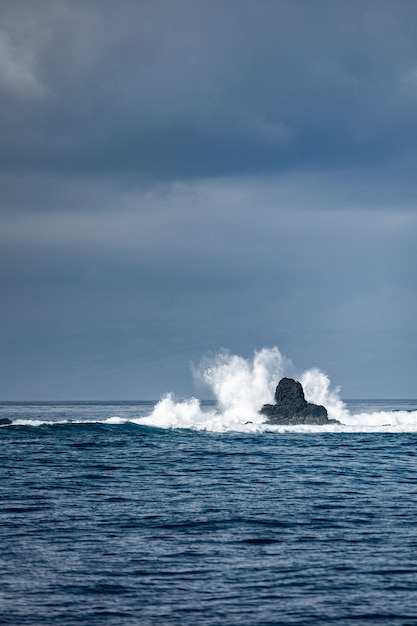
1;347;417;625
2;397;417;626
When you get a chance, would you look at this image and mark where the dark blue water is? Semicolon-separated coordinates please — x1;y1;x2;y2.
2;401;417;625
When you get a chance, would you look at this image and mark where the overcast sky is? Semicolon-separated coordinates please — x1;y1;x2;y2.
1;0;417;399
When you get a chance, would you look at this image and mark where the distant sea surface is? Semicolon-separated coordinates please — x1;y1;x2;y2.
2;399;417;625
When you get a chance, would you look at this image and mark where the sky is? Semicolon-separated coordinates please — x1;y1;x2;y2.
1;0;417;400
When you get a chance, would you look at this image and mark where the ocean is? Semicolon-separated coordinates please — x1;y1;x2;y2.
2;350;417;625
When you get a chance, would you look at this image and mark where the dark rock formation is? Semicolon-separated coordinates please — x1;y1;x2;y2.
0;418;12;425
260;377;339;425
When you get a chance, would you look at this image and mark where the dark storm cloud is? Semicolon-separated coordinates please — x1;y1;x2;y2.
1;177;417;397
1;1;417;399
2;0;417;181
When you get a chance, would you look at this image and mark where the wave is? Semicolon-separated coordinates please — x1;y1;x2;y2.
2;347;416;433
138;347;417;433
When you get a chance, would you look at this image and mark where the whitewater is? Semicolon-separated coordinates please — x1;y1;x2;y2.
136;347;417;434
3;346;415;433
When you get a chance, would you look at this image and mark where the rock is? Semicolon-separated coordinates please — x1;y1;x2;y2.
0;417;12;425
260;377;339;425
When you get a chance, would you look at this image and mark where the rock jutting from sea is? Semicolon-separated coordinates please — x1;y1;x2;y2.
259;377;340;425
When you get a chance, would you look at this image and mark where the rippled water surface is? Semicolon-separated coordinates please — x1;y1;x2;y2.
2;401;417;625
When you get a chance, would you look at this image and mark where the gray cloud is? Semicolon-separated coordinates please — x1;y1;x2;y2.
2;1;417;180
1;174;416;397
1;1;417;398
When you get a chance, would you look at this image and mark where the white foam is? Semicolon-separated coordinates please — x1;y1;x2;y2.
139;347;417;433
11;419;70;427
338;409;417;432
5;347;415;433
301;368;349;422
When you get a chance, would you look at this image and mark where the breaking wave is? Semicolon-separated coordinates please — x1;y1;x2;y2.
139;347;417;433
2;347;416;433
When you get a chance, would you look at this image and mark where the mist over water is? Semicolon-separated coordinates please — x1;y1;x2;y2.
139;347;417;433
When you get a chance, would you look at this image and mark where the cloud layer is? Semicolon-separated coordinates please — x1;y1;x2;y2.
1;1;417;398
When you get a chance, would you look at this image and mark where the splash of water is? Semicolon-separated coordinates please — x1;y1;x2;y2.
138;346;417;432
198;347;286;418
301;368;349;421
4;347;415;431
140;347;286;432
140;347;346;432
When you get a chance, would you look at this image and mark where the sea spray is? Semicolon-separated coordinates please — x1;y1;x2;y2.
197;347;287;418
301;368;349;422
139;346;417;432
141;347;344;432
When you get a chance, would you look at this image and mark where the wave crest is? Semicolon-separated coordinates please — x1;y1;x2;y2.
138;347;417;433
141;348;342;431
